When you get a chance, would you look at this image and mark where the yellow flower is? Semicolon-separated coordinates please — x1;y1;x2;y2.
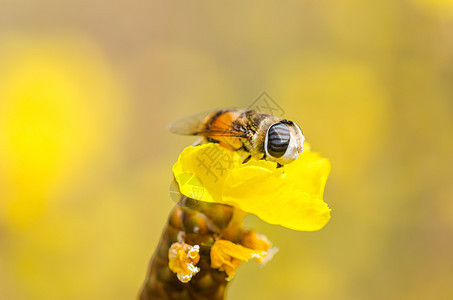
168;242;201;283
210;239;268;281
173;143;331;231
241;231;273;252
0;36;126;229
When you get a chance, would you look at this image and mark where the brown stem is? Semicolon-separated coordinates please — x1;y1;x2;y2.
138;197;246;300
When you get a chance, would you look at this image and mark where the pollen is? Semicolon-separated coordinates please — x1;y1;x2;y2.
168;242;201;283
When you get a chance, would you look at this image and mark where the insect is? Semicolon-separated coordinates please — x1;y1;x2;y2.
168;108;305;166
139;108;304;300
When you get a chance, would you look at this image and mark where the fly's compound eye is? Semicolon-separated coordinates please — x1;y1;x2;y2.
266;122;290;158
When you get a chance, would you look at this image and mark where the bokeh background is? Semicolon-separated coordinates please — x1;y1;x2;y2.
1;0;453;299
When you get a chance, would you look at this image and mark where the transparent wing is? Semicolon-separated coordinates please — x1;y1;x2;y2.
167;108;219;135
167;108;248;138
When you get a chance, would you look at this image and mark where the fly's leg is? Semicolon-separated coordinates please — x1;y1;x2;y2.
242;155;252;164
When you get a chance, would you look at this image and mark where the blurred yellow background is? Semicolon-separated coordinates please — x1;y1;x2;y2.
1;0;452;299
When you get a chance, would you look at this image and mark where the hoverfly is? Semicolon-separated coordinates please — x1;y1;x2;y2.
168;108;305;166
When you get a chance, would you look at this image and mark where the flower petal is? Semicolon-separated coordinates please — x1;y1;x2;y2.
172;144;237;203
210;239;267;280
172;143;331;231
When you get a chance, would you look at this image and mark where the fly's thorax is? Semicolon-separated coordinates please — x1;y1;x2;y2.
244;112;281;159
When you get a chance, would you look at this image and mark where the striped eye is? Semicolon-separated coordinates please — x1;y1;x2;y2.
266;122;290;158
